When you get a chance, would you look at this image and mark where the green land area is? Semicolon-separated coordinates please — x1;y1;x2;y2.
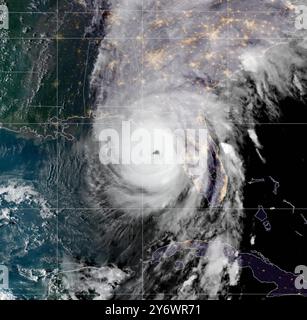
0;0;99;137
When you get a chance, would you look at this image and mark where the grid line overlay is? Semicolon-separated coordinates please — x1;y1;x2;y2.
56;0;60;301
141;0;145;300
0;6;304;121
0;1;305;298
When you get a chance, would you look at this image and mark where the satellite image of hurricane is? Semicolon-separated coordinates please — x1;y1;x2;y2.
0;0;307;301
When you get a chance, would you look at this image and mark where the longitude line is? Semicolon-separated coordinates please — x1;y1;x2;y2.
56;0;59;301
141;0;145;300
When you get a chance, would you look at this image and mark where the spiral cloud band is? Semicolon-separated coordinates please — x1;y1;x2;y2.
74;0;307;298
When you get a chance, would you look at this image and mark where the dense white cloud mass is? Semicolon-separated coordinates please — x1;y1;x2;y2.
77;0;307;298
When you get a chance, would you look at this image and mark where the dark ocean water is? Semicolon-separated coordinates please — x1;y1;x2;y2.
235;97;307;299
0;124;100;300
0;128;58;298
